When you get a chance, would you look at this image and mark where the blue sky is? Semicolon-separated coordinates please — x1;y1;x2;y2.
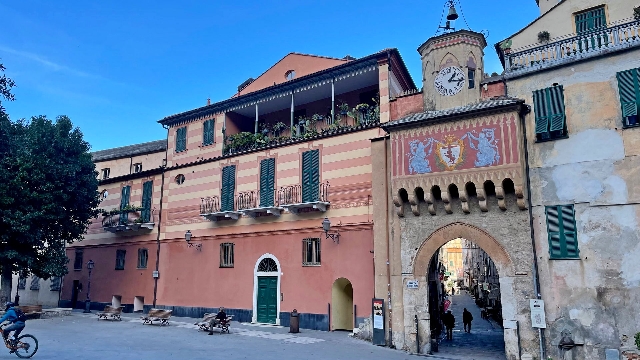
1;0;539;151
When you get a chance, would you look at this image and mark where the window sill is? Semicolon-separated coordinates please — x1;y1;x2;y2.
200;142;215;148
219;265;234;268
622;123;640;129
73;269;82;271
115;268;125;271
535;135;569;143
136;267;147;270
549;257;581;260
302;264;321;267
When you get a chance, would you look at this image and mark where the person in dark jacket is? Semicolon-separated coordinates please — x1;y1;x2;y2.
1;302;25;353
463;308;473;333
442;310;455;340
208;307;227;335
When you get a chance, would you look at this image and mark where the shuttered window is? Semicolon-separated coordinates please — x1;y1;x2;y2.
137;248;148;269
545;205;579;259
221;165;236;212
119;186;131;225
302;238;321;266
533;85;567;142
203;119;215;146
616;68;640;128
575;6;606;34
74;249;84;270
141;181;153;223
220;243;234;268
115;249;127;270
176;126;187;152
259;158;276;207
301;149;320;203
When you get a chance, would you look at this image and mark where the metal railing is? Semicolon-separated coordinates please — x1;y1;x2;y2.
505;19;640;76
277;182;330;205
102;208;152;228
200;196;221;214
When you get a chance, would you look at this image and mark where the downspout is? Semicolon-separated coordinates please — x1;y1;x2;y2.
385;51;394;347
519;103;546;360
153;125;169;308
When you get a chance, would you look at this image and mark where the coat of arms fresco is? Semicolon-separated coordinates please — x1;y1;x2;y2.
436;134;465;171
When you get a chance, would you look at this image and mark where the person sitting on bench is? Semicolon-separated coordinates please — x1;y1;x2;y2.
208;307;227;335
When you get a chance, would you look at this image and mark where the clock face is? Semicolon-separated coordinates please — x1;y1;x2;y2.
434;66;465;96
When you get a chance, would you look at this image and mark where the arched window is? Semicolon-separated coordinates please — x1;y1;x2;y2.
257;258;278;272
285;70;296;81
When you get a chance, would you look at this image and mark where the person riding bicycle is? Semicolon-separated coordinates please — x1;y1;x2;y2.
1;302;26;353
207;307;227;335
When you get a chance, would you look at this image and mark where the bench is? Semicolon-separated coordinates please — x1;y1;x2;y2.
194;314;233;334
17;305;43;320
97;305;124;321
140;309;172;326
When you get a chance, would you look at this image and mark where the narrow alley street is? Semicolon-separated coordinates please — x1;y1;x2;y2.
433;291;506;360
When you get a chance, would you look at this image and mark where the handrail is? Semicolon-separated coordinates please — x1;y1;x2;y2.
277;181;330;205
200;196;221;214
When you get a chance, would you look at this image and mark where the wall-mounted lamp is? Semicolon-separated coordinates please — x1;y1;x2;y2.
185;230;202;251
322;218;340;243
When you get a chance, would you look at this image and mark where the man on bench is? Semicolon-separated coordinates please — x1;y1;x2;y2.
208;307;227;335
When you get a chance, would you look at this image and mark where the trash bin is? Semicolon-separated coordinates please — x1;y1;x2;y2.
289;309;299;333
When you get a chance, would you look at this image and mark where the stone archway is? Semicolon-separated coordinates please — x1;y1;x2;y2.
406;222;520;359
331;278;354;331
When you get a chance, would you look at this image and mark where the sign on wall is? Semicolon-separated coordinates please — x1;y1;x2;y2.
406;280;419;289
530;299;546;328
372;298;385;346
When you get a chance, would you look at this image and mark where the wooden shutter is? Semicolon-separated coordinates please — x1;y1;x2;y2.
617;68;640;119
260;158;275;207
221;165;236;212
203;120;214;145
120;186;131;224
141;181;153;223
546;205;579;259
116;249;126;270
547;86;566;132
301;150;320;203
533;89;550;134
176;127;187;152
575;7;605;34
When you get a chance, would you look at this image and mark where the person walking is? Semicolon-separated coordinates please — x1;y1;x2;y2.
463;308;473;333
442;310;455;340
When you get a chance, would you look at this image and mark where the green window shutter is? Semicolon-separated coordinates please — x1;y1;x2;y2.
575;7;606;34
141;181;153;223
546;205;579;259
617;68;640;120
176;127;187;152
221;165;236;212
301;150;319;203
203;120;214;145
120;186;131;225
533;89;550;134
547;86;566;132
259;158;275;207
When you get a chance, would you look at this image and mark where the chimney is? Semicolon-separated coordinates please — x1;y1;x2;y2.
207;98;211;106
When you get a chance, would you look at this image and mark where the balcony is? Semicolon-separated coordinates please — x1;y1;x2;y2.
278;182;330;214
102;207;155;234
199;196;243;221
237;191;284;218
503;19;640;78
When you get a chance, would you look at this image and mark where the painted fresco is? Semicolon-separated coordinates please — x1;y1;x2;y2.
392;114;520;177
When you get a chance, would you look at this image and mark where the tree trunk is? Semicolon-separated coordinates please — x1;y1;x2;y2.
0;267;12;304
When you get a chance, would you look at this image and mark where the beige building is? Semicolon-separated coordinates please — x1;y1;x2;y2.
498;0;640;359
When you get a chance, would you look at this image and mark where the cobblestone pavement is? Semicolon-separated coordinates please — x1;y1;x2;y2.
431;291;507;360
8;311;416;360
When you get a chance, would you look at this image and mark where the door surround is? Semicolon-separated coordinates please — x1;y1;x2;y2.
252;253;281;325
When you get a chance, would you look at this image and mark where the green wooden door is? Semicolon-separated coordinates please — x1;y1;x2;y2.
257;276;278;324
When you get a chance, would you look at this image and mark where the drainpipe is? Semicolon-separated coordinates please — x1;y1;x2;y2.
153;125;169;308
385;51;394;348
519;103;546;360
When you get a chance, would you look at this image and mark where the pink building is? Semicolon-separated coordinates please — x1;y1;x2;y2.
62;51;416;331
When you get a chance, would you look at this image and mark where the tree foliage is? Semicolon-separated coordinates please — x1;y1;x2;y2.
0;63;100;301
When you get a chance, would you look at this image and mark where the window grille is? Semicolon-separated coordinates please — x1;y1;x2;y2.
302;238;321;266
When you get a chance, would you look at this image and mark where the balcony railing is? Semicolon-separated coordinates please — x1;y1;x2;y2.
504;19;640;77
101;208;155;233
279;182;330;214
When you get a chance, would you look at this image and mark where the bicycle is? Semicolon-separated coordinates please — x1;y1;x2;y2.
0;324;38;358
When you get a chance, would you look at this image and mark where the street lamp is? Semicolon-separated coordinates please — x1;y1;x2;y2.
185;230;202;251
322;218;340;243
83;260;95;313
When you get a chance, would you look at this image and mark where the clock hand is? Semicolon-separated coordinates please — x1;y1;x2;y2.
448;74;456;82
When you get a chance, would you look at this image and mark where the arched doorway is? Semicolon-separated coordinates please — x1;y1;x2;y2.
331;278;354;331
252;254;281;325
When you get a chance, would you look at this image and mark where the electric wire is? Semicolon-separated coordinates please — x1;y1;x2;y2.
454;0;473;31
435;1;447;36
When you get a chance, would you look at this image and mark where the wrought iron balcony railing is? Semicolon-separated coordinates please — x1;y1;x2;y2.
101;208;154;233
277;182;330;206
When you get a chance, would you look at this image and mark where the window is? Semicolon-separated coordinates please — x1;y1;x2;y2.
141;181;153;223
50;276;61;291
533;85;567;142
175;126;187;152
285;70;296;80
119;186;131;225
175;174;185;185
133;163;142;173
115;249;126;270
220;243;234;268
259;158;276;207
203;119;215;146
101;168;110;180
301;150;320;203
545;205;579;259
302;238;321;266
221;165;236;212
17;277;26;290
468;69;475;89
74;249;84;270
137;248;148;269
30;276;40;291
575;6;606;34
616;68;640;128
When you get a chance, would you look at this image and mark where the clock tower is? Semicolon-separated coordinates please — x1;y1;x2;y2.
418;30;487;111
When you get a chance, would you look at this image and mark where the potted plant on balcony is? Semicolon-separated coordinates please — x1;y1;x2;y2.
337;102;349;116
538;31;550;44
355;103;370;126
500;39;513;55
635;6;640;21
272;121;288;138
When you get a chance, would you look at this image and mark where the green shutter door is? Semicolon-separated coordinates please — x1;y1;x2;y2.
546;205;579;259
617;69;640;120
257;276;278;324
221;165;236;212
302;150;319;203
141;181;153;222
533;89;550;134
203;120;214;145
259;158;275;207
120;186;131;225
547;86;566;132
176;127;187;152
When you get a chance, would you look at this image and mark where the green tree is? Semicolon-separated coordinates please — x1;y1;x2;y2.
0;63;100;303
